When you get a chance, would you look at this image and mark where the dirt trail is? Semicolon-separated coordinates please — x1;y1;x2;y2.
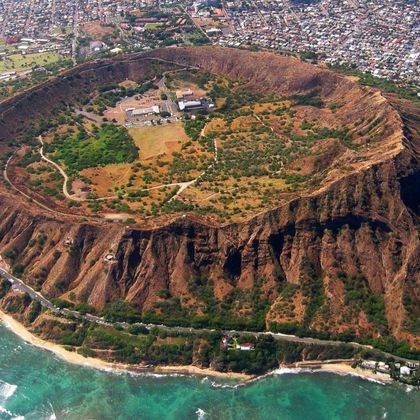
38;136;73;199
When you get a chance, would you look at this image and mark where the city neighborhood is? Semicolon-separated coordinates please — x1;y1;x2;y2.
0;0;418;87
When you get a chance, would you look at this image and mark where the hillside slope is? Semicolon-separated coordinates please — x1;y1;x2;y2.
0;47;418;349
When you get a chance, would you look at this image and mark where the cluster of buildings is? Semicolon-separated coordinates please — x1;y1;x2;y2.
360;359;419;378
0;0;149;38
217;0;419;83
0;0;418;84
0;0;192;39
2;37;70;55
124;88;213;127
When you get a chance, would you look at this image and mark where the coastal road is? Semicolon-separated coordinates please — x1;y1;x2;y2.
0;262;332;346
0;265;418;364
0;267;54;311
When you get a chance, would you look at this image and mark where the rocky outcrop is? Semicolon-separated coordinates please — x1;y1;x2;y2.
0;47;418;347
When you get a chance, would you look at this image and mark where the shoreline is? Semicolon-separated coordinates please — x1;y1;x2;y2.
0;310;251;380
0;310;396;385
319;363;393;384
0;310;128;372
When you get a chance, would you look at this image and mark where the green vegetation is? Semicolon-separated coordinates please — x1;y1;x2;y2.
0;278;418;375
370;336;420;361
300;259;324;328
28;301;42;323
13;67;384;223
88;81;159;114
0;277;12;299
48;124;139;173
402;275;420;335
142;275;270;331
289;90;323;108
338;272;388;335
0;58;72;102
0;51;62;73
100;299;141;323
329;64;419;105
53;320;364;374
50;298;96;315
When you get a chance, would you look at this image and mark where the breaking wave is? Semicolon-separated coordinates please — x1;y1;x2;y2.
0;380;18;419
0;381;17;403
196;408;207;419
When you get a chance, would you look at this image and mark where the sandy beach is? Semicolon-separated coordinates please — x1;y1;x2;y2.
0;310;394;384
0;310;127;372
155;365;253;380
319;363;393;383
0;310;251;380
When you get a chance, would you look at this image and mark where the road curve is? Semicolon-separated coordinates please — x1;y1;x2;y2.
0;265;417;364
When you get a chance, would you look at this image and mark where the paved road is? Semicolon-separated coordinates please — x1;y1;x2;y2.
0;265;418;364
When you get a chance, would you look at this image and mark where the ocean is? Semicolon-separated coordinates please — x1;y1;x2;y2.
0;322;419;420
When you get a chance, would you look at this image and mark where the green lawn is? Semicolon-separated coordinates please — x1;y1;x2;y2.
0;52;61;73
144;23;164;30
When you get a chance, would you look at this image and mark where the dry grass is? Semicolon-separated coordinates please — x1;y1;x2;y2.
205;118;227;133
80;21;114;38
129;123;187;159
119;80;138;89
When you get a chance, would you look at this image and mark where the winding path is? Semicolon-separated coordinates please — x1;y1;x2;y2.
38;136;72;199
37;117;219;204
3;151;80;219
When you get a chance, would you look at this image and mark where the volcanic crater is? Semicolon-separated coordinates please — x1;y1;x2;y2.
0;47;418;348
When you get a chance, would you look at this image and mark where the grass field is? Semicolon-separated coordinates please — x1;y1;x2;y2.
0;52;61;73
144;23;164;30
52;27;73;35
129;123;188;160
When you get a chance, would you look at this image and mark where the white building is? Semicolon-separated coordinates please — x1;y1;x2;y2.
130;105;160;117
400;366;411;376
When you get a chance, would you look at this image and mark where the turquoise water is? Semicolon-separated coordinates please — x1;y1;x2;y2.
0;322;419;420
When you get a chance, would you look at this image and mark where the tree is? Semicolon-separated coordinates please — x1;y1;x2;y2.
100;299;141;323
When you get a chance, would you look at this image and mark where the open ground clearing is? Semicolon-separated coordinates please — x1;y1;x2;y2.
0;52;61;73
129;123;187;159
13;69;364;223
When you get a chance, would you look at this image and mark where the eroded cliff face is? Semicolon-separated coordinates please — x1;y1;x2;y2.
0;47;418;347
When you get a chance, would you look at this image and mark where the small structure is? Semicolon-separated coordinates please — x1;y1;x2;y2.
179;97;215;113
377;362;390;373
360;360;377;370
220;336;229;350
128;105;160;117
176;88;194;100
64;237;74;246
90;41;106;53
178;100;206;112
206;28;222;36
236;342;255;351
104;253;116;262
110;47;123;54
400;366;411;376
